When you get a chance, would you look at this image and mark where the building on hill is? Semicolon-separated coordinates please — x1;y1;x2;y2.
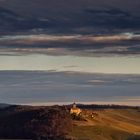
70;102;81;116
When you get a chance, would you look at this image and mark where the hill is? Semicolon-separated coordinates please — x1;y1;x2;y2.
0;104;140;140
0;105;72;140
69;106;140;140
0;103;10;109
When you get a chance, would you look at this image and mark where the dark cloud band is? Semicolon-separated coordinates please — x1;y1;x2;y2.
0;33;140;56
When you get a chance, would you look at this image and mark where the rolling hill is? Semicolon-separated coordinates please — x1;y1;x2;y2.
0;104;140;140
70;108;140;140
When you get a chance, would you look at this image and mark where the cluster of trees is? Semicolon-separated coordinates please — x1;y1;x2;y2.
0;105;72;140
127;135;140;140
73;104;139;110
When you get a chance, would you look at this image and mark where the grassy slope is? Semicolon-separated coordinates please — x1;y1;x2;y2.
70;109;140;140
0;105;139;140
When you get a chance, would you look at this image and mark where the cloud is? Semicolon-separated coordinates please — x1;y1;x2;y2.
87;80;107;85
85;8;130;16
0;0;140;57
0;71;140;105
125;98;140;101
1;32;139;43
0;32;140;56
0;0;140;34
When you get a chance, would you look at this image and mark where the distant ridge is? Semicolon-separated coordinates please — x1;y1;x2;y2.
0;103;10;109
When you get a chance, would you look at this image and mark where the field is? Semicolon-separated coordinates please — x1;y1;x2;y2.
69;109;140;140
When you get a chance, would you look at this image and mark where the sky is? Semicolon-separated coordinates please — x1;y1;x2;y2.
0;33;140;74
0;0;140;105
0;71;140;106
0;53;140;74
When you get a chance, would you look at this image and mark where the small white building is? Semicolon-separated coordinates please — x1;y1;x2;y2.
70;102;81;115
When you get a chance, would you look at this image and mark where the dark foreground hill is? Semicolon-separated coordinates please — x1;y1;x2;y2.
0;105;72;140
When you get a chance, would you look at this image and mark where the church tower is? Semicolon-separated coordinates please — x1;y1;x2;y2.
70;102;81;115
73;102;76;108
